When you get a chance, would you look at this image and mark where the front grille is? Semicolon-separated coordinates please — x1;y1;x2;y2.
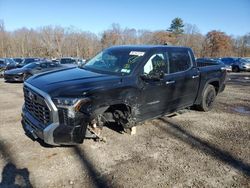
23;86;51;125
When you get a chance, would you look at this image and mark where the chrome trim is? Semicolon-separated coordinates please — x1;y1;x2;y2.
24;82;59;145
192;75;199;79
165;80;175;85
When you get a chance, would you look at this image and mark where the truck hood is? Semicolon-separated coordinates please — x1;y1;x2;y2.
26;67;122;98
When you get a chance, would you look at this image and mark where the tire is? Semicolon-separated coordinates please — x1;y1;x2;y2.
197;84;216;112
232;66;240;72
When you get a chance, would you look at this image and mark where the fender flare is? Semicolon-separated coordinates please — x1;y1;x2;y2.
194;78;220;105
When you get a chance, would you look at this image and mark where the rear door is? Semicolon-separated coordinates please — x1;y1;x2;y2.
162;48;200;112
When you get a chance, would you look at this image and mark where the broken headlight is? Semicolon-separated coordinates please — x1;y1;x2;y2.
53;97;91;111
53;98;91;126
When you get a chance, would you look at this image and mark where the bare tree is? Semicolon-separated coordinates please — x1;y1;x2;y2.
178;24;205;57
0;21;249;59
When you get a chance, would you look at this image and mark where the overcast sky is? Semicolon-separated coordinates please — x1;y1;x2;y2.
0;0;249;36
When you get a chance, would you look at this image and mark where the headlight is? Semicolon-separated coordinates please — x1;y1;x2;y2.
17;72;24;75
53;97;91;111
53;98;78;106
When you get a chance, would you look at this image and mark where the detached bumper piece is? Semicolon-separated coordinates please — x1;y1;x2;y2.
53;108;88;144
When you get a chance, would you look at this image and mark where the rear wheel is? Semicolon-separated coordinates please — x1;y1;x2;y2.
197;84;216;111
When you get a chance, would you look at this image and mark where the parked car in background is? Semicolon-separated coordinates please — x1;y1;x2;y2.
0;58;16;65
52;58;60;63
6;57;42;70
4;61;70;82
13;58;24;64
0;58;16;77
211;58;232;71
0;59;7;77
196;58;231;71
220;57;250;72
77;59;86;68
242;57;250;62
59;57;84;66
60;57;77;65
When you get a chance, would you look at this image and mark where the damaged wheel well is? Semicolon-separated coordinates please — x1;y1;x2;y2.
106;103;131;113
102;103;135;128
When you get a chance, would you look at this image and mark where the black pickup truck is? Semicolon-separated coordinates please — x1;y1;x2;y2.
22;45;226;145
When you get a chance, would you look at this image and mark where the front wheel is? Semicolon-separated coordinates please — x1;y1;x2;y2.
197;84;216;111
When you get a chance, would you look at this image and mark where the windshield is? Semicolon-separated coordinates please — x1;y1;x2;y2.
240;58;250;63
83;49;146;75
23;63;39;69
7;58;15;64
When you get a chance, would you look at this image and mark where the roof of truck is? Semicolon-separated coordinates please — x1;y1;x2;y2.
108;45;191;51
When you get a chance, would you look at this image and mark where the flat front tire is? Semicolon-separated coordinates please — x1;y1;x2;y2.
197;84;216;112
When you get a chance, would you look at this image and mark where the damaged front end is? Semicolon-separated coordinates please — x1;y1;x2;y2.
21;82;95;146
52;97;92;145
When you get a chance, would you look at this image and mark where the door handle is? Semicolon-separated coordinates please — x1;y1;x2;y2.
192;75;199;79
165;80;175;85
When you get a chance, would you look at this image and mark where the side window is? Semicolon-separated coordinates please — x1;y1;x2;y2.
143;53;167;75
40;63;47;68
168;49;192;73
26;59;34;64
48;63;57;67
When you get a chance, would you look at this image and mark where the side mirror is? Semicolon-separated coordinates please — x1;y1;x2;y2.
36;67;42;70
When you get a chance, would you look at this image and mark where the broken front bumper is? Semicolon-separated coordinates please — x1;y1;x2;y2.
22;82;88;146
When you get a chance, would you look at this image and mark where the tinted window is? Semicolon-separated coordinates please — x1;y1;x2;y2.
26;59;35;64
60;59;76;64
39;63;47;68
168;49;192;73
14;58;23;63
48;63;58;67
221;58;235;64
23;63;39;69
6;58;15;64
0;60;5;64
22;58;40;65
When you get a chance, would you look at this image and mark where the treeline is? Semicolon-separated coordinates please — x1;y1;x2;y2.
0;19;250;59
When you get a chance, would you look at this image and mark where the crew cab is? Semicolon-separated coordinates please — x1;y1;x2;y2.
21;45;227;145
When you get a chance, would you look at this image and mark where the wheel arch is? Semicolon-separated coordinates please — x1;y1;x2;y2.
194;78;220;105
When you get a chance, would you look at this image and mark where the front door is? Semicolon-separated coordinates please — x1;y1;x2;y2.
138;48;200;120
138;52;170;120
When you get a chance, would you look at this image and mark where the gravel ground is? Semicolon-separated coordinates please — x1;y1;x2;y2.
0;72;249;188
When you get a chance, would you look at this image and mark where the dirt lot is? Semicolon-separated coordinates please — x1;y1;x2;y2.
0;72;249;188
